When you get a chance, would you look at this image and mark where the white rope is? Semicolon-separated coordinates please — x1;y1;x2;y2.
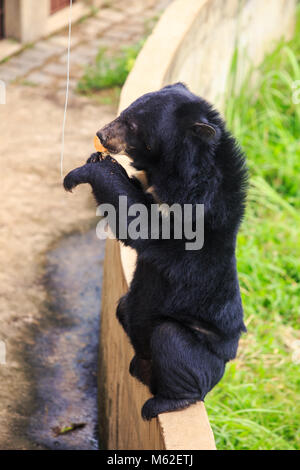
60;0;73;179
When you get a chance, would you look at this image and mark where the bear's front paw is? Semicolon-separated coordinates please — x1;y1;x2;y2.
63;165;91;192
86;152;104;164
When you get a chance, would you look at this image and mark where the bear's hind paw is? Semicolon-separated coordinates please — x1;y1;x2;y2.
141;396;198;420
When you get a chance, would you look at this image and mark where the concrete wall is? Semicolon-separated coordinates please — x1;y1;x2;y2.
100;0;296;450
120;0;296;113
5;0;48;43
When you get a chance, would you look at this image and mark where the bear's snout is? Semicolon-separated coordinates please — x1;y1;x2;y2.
97;118;127;155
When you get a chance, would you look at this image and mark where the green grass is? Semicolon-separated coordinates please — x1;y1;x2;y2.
206;7;300;450
77;41;145;94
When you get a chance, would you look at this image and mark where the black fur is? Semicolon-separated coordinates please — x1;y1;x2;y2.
64;83;248;420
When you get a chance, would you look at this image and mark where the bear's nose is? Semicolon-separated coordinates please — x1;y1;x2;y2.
96;131;106;145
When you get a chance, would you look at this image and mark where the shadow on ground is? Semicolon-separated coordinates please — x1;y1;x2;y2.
28;230;105;450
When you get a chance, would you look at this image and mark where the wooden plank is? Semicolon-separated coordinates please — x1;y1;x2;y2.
159;403;216;450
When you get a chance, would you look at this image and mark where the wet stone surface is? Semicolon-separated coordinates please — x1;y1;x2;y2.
28;231;105;450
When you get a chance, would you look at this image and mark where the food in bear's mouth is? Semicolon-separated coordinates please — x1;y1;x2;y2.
94;135;108;153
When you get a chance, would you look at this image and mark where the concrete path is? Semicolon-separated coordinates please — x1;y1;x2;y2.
0;0;171;450
0;0;171;97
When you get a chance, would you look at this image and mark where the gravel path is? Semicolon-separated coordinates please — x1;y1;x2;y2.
0;0;171;96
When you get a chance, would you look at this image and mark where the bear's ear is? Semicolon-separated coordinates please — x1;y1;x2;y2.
190;122;216;142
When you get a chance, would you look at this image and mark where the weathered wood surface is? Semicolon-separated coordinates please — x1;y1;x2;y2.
99;238;216;450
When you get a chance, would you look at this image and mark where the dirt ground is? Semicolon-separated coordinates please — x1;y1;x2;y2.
0;84;116;449
0;0;173;450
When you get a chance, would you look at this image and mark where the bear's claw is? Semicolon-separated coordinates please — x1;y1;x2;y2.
86;152;102;164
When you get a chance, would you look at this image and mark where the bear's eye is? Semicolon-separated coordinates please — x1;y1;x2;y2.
128;122;137;132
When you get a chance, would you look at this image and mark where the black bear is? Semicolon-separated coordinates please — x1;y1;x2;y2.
64;83;248;420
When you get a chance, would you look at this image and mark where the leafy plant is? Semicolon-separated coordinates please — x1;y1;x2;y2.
77;41;144;93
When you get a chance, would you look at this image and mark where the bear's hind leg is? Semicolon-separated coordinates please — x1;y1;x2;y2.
129;355;152;387
141;321;225;419
116;295;130;334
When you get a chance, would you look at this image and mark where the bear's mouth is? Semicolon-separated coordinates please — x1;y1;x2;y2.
103;145;120;155
96;134;121;155
96;119;128;156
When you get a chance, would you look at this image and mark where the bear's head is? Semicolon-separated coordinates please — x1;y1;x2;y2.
96;83;222;175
